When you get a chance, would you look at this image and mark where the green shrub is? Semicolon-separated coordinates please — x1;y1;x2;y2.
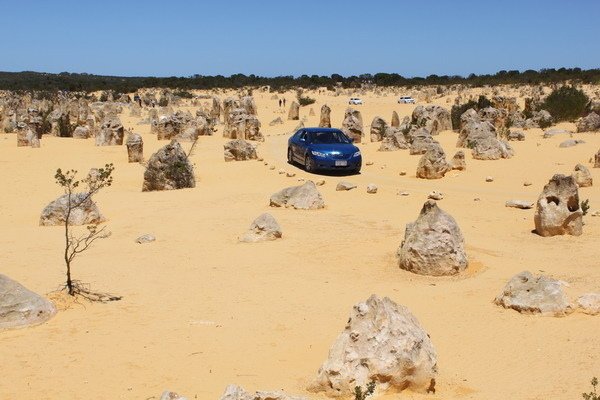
477;95;492;109
581;199;590;216
158;97;169;107
542;86;589;122
354;381;376;400
174;90;194;99
451;100;477;130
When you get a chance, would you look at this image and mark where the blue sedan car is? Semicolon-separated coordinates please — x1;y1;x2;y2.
287;128;362;174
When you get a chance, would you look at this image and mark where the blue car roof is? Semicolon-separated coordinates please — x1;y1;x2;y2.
302;127;343;133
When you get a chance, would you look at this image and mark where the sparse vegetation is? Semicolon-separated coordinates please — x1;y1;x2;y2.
354;381;376;400
450;95;492;130
542;86;589;122
583;377;599;400
581;199;590;216
296;89;316;106
54;164;121;302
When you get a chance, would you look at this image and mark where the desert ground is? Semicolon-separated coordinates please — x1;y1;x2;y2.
1;88;599;400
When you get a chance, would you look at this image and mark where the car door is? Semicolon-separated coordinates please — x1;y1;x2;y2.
291;130;306;161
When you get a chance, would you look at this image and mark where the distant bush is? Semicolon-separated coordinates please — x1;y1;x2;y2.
296;89;316;106
581;199;590;216
99;91;109;102
583;377;598;400
477;95;492;109
542;86;589;122
174;90;194;99
158;97;169;107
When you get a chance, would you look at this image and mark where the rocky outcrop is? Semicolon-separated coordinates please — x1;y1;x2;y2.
577;293;600;315
391;111;400;128
319;104;331;128
224;108;263;141
126;133;144;163
96;118;124;146
72;126;91;139
576;112;600;132
534;174;582;237
494;271;573;316
270;181;324;210
416;143;451;179
341;108;363;143
142;140;195;191
40;193;106;226
0;274;56;330
309;295;437;395
16;122;39;148
397;200;468;276
239;213;282;243
572;164;592;187
224;139;257;162
408;128;437;155
471;137;514;160
240;96;257;115
369;116;387;142
378;127;409;151
336;181;357;191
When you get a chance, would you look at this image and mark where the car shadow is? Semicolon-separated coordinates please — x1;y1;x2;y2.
288;161;361;176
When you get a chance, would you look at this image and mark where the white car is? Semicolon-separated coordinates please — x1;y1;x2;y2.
398;96;416;104
349;97;363;105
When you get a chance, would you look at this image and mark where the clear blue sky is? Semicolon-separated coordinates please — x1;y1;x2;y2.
1;0;598;78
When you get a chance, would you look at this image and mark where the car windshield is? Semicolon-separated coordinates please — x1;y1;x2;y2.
308;131;350;144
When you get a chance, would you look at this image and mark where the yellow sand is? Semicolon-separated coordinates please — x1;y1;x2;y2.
0;89;599;400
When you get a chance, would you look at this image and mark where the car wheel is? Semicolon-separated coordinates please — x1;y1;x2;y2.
287;148;294;164
305;155;315;173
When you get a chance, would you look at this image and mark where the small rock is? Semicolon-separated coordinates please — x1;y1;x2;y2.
366;184;378;194
505;200;533;209
286;172;296;177
523;181;532;186
577;293;600;315
269;166;275;170
559;139;585;148
315;179;325;186
366;161;374;166
135;234;156;244
160;391;188;400
239;213;282;243
428;191;443;200
397;191;410;196
399;171;407;176
486;176;494;182
336;181;357;191
278;169;286;175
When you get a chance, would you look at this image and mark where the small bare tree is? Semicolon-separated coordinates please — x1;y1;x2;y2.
54;163;120;301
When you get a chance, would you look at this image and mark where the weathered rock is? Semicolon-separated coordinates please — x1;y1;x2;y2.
160;391;188;400
576;112;600;133
416;143;451;179
534;174;582;237
409;128;437;155
391;111;400;128
269;117;283;126
507;131;525;141
369;116;387;142
450;151;466;171
471;137;514;160
410;105;451;135
310;295;437;395
96;118;124;146
40;193;106;226
240;96;257;115
221;385;305;400
239;213;282;243
288;101;300;120
543;128;572;139
319;104;331;128
16;123;39;147
126;133;143;163
595;149;600;168
378;127;408;151
72;126;91;139
577;293;600;315
224;108;264;141
559;139;585;148
336;181;357;191
0;274;56;330
397;200;467;276
366;184;378;194
135;234;156;244
341;108;363;143
269;181;324;210
572;164;593;187
505;200;534;209
224;139;257;162
142;140;195;192
457;120;496;148
494;271;573;316
428;191;443;200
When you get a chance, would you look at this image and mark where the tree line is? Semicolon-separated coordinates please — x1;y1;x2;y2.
0;68;599;93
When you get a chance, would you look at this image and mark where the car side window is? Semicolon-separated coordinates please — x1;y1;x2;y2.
298;130;306;141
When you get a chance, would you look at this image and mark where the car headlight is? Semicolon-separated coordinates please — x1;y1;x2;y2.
311;150;326;158
353;151;361;157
